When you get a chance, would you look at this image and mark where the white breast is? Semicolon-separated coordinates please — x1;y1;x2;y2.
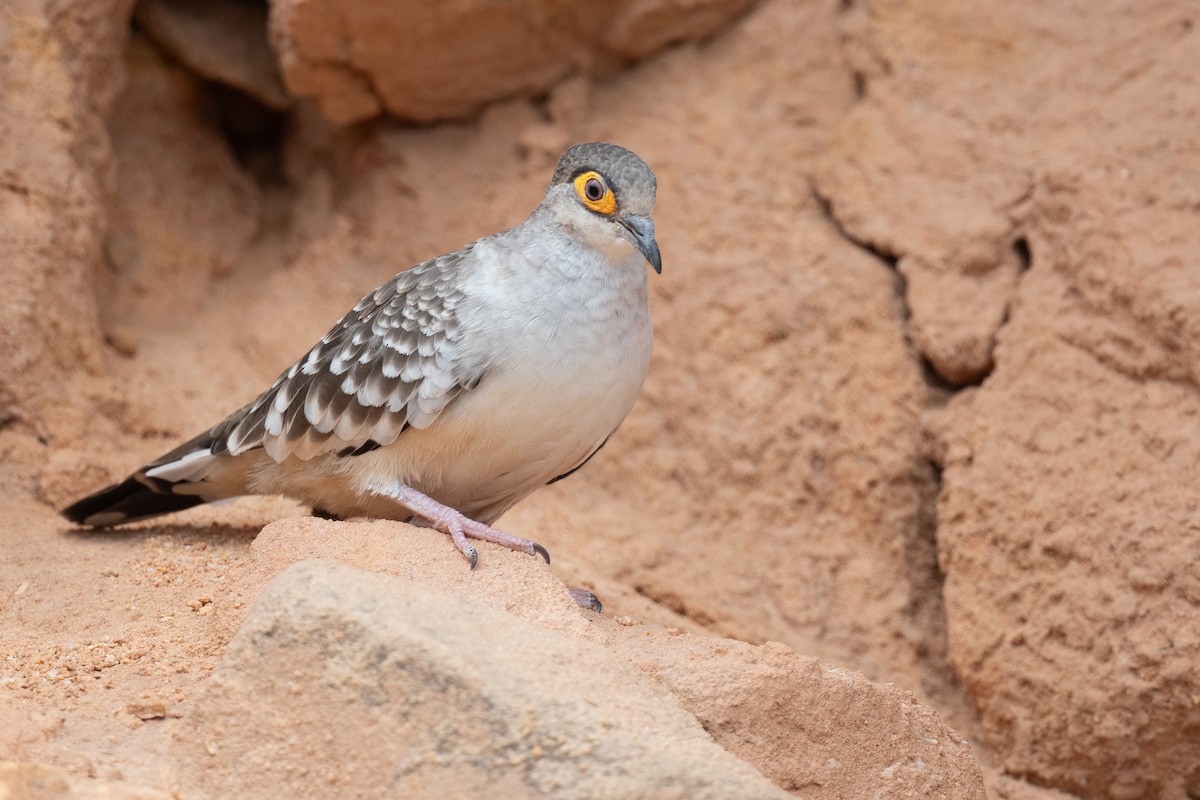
346;237;653;522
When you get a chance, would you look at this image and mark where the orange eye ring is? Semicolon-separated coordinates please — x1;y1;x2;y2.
573;171;617;215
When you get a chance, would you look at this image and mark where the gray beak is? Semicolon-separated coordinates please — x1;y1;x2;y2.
618;214;662;274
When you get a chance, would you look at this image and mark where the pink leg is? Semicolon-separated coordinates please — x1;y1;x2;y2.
373;482;549;569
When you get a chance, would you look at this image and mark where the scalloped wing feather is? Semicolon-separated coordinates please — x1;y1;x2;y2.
210;246;481;463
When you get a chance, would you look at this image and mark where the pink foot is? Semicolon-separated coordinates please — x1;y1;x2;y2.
373;483;550;569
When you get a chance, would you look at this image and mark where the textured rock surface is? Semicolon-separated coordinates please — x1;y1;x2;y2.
103;36;261;330
929;180;1200;800
0;0;132;414
174;560;793;800
135;0;288;109
268;0;757;123
249;518;986;799
198;525;986;799
814;1;1200;797
626;634;985;798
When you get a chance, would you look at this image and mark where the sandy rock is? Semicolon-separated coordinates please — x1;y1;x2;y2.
229;516;985;800
173;560;792;799
814;1;1200;796
0;761;171;800
103;36;261;329
813;73;1029;386
930;179;1200;800
602;0;759;59
235;515;598;637
0;0;132;414
268;0;757;124
135;0;289;109
622;637;986;798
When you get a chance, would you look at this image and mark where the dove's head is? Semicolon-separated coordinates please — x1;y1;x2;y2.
542;142;661;274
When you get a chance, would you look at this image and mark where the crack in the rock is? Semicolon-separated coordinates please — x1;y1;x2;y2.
903;457;966;706
1012;236;1032;273
813;173;974;710
129;29;290;186
810;183;926;381
987;232;1035;374
812;182;1025;393
812;172;991;734
203;82;289;184
810;185;900;269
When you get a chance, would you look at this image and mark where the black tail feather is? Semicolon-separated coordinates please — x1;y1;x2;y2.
61;476;206;528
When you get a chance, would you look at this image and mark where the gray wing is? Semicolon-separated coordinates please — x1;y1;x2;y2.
210;246;483;463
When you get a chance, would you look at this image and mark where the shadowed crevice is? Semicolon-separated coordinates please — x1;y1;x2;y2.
130;0;291;186
1012;236;1032;273
810;185;900;269
202;82;288;183
812;177;979;724
903;459;955;682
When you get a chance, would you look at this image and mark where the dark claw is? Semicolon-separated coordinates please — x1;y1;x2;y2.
531;542;551;564
567;587;602;614
466;547;478;570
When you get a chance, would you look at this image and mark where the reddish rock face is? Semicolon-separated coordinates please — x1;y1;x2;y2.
815;2;1200;796
931;183;1200;799
269;0;758;124
0;0;134;413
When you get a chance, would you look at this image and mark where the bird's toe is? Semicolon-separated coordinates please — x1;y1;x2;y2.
567;587;602;614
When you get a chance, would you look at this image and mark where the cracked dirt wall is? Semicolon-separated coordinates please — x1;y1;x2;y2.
816;2;1200;797
2;0;1198;798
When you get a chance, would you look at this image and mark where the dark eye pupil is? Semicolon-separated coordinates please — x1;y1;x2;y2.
585;179;603;201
